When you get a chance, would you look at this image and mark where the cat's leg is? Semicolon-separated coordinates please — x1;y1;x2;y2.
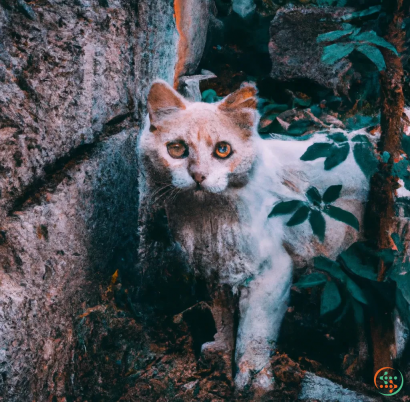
200;285;237;382
234;252;292;391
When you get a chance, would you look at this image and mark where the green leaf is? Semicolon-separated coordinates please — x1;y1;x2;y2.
323;185;343;204
342;5;382;21
294;272;327;288
352;134;371;144
353;31;398;55
287;119;316;136
339;242;378;281
202;89;218;103
356;44;386;71
309;210;326;242
293;96;311;108
268;200;302;217
314;256;346;281
317;29;353;43
322;43;355;65
324;205;359;231
262;103;289;115
334;298;350;323
402;135;410;155
320;281;341;315
287;205;310;226
324;143;350;170
300;143;334;161
306;187;322;205
346;278;369;305
328;132;348;142
353;143;378;179
351;299;364;325
382;151;391;163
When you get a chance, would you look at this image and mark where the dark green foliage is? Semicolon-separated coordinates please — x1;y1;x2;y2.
294;272;327;288
320;281;341;315
287;205;310;226
353;141;379;178
287;119;316;135
341;5;382;21
300;143;333;161
345;277;369;305
324;205;359;230
314;256;345;281
269;185;357;242
323;185;342;204
324;143;350;170
309;210;326;242
339;242;378;281
322;43;356;65
327;132;348;142
352;134;371;144
393;158;410;190
301;137;351;171
201;89;219;103
318;22;398;72
306;187;321;206
353;31;398;55
317;29;354;43
402;135;410;155
268;200;302;217
356;44;386;71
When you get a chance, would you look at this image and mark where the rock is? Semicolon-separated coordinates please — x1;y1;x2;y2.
0;0;178;399
174;0;213;85
178;70;217;101
299;373;378;401
269;7;354;94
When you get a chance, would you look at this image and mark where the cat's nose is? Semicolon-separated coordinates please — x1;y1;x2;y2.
191;172;206;184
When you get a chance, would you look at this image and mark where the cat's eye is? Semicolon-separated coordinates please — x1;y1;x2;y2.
214;142;232;159
167;141;188;159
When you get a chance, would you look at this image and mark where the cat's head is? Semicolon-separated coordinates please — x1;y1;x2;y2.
143;80;258;195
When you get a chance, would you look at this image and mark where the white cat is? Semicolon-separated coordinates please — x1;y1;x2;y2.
137;80;368;391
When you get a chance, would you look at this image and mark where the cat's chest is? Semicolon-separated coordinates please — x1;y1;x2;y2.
166;202;257;281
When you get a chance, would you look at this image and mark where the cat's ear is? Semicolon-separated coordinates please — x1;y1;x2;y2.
218;84;258;132
147;80;187;125
218;84;258;112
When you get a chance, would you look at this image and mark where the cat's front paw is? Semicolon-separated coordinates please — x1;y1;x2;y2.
235;364;274;394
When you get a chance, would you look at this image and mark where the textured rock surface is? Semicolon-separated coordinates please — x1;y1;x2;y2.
269;7;354;94
173;0;212;85
299;372;378;402
0;0;177;400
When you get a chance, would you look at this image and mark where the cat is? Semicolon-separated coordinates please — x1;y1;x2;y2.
137;80;368;392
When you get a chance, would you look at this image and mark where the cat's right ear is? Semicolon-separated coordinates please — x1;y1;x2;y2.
147;80;187;126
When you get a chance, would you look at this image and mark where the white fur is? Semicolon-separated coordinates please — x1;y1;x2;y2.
137;86;370;390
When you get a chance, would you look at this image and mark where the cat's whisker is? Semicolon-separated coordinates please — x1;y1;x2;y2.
149;184;172;201
151;187;174;205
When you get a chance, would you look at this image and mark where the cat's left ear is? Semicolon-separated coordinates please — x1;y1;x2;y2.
218;84;258;131
218;84;258;112
147;79;187;125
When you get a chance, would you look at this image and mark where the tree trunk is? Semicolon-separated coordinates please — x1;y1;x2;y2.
365;0;409;374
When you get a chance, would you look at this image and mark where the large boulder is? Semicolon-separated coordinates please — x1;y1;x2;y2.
269;6;354;94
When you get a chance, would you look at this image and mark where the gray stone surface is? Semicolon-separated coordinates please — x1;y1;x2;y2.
299;373;379;402
0;0;178;399
269;6;354;94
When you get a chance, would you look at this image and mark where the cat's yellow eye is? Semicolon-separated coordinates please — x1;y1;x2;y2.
167;141;188;159
214;142;232;159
